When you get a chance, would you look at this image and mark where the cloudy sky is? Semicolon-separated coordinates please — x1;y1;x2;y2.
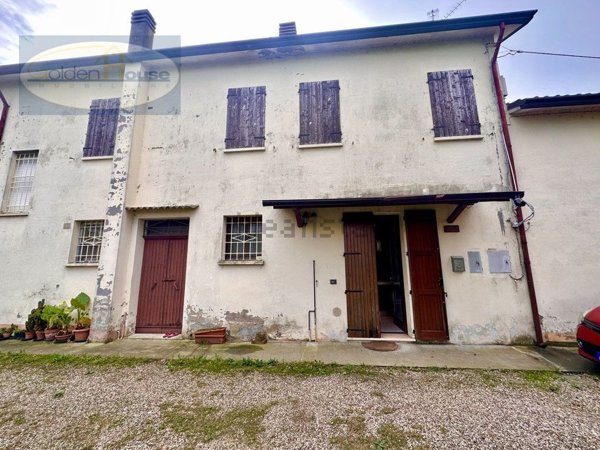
1;0;598;101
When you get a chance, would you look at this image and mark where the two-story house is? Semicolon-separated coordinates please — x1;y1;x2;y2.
0;9;542;344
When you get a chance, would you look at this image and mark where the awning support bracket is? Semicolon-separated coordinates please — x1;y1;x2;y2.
446;202;473;223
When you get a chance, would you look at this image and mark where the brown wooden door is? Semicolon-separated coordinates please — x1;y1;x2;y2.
343;214;380;338
405;210;448;341
136;237;188;333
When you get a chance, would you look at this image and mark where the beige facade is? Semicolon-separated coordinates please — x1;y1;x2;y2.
509;104;600;341
0;10;543;344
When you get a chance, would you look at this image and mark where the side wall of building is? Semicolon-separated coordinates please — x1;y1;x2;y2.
510;111;600;340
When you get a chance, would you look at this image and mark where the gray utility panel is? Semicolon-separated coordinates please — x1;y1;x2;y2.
467;251;483;273
488;250;512;273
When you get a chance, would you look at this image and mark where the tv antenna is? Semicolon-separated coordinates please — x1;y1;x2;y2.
427;9;439;21
445;0;468;19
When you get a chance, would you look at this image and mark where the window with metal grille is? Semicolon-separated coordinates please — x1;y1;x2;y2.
83;98;120;157
223;216;262;261
299;80;341;145
1;151;38;213
75;221;104;263
427;69;481;137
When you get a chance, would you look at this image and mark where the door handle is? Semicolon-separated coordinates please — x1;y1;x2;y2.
151;282;157;290
174;282;179;291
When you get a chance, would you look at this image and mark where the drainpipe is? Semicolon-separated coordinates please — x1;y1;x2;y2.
0;90;9;145
491;23;544;346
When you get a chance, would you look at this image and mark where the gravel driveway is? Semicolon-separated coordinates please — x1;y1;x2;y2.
0;359;599;449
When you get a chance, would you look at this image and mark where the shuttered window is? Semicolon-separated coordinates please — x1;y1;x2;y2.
83;98;120;157
427;69;480;138
225;86;266;149
299;80;341;145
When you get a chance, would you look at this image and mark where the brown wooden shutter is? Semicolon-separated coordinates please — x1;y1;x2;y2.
427;69;480;137
83;98;120;157
225;86;266;149
299;80;341;145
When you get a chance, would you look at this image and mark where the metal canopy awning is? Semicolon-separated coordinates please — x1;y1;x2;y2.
263;191;524;226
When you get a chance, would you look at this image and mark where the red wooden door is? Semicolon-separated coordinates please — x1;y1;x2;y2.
136;237;188;333
405;210;448;341
343;214;380;338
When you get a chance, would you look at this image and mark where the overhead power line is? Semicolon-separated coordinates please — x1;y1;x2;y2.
499;46;600;60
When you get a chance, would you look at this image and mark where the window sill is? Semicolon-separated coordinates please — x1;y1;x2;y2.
65;263;99;267
298;142;343;150
0;211;29;217
223;147;266;153
433;135;484;142
218;260;264;266
82;155;114;161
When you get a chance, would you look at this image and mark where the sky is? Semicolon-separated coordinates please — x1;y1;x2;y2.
1;0;598;101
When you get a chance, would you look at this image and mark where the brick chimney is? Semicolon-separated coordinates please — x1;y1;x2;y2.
129;9;157;51
279;22;297;37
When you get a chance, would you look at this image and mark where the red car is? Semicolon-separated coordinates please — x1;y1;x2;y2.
577;306;600;363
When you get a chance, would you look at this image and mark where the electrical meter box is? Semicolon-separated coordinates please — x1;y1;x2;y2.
451;256;465;272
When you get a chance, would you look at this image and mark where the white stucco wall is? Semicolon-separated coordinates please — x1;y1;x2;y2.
0;79;120;322
510;111;600;340
0;35;537;343
111;38;533;343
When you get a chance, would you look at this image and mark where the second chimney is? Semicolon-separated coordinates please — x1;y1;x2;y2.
129;9;157;51
279;22;297;37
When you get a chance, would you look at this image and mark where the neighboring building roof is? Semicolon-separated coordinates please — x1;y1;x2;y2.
508;93;600;116
0;10;536;76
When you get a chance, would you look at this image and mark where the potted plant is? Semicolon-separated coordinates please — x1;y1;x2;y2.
70;292;91;342
24;313;35;340
0;327;9;339
28;300;48;341
41;303;71;342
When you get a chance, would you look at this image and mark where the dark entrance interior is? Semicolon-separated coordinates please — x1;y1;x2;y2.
136;219;189;334
374;215;407;334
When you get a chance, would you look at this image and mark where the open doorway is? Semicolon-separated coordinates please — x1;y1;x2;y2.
343;213;407;339
374;215;407;335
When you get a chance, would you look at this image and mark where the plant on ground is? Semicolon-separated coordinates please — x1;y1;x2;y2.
519;370;561;392
160;400;277;448
27;300;48;331
330;415;428;450
166;355;375;377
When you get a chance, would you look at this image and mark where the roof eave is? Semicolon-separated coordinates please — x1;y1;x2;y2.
0;10;537;76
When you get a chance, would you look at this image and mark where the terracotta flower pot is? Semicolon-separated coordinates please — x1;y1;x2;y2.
73;328;90;342
194;327;227;344
24;331;35;341
54;331;72;343
34;330;45;341
44;328;59;341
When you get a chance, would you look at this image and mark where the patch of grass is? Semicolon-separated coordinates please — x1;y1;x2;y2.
478;370;500;388
166;355;375;377
53;389;64;399
370;390;385;399
60;411;125;448
519;370;561;392
330;416;428;450
0;352;153;370
380;406;396;415
0;409;26;426
160;400;277;448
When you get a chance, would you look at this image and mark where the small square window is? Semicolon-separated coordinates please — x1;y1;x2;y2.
71;220;104;264
1;150;39;214
223;216;262;261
